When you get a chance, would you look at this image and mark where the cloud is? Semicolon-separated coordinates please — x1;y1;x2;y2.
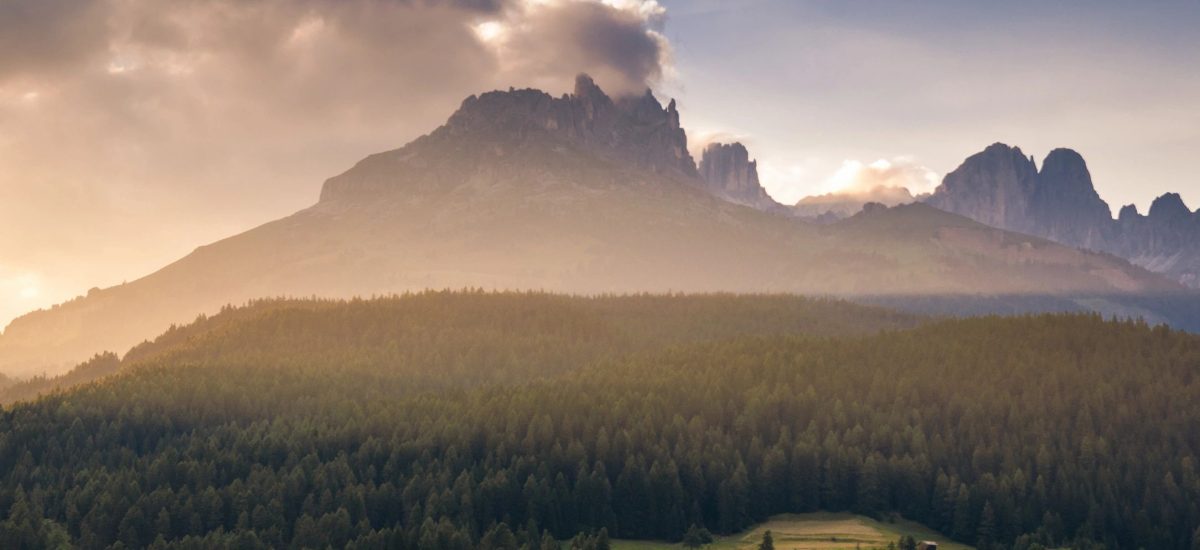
822;157;939;196
0;0;674;327
0;0;109;81
468;0;672;94
491;0;670;95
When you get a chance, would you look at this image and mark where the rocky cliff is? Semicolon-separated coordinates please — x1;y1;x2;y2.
925;143;1041;233
697;142;784;212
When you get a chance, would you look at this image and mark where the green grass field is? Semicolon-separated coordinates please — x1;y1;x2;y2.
612;513;974;550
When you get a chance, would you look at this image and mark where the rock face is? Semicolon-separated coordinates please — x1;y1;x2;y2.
1030;148;1113;249
697;142;784;212
926;143;1200;287
925;143;1041;233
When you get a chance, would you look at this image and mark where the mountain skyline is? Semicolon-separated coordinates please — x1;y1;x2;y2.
3;105;1196;328
926;143;1200;288
719;138;1200;287
2;75;1187;378
3;0;1200;328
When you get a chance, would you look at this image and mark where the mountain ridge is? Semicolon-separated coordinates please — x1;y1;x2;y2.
0;79;1184;378
926;142;1200;287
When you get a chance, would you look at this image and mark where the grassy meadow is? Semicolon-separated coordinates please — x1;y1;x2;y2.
613;513;972;550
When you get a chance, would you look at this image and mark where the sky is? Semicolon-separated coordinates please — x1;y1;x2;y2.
1;0;1198;327
658;0;1200;205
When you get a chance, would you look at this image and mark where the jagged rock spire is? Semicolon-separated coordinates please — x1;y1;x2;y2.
698;142;784;212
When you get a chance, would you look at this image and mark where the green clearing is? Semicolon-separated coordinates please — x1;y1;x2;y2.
612;513;973;550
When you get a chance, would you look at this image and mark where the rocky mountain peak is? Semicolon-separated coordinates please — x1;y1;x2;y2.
1148;193;1192;220
926;143;1200;287
1040;148;1088;181
925;142;1040;232
698;142;783;212
1037;148;1103;206
699;142;758;193
976;143;1037;169
1030;147;1111;247
321;74;697;203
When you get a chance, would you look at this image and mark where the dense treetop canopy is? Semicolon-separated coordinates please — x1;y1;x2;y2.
0;292;1196;549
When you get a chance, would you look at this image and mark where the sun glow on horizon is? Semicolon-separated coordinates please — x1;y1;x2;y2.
819;157;940;196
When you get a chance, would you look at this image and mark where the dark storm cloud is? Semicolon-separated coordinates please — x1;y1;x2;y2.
503;1;669;94
0;0;108;79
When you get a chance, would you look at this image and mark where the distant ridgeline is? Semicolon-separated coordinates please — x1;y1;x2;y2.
0;292;1198;549
857;292;1200;333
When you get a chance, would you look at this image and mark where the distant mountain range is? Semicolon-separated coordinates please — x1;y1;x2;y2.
0;76;1186;377
778;142;1200;288
926;143;1200;288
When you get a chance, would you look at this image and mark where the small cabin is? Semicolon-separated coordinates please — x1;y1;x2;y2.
916;542;938;550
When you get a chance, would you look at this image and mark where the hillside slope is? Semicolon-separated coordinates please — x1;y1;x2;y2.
0;292;917;405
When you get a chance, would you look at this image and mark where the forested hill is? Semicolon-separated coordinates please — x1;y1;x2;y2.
0;294;1198;549
0;292;917;405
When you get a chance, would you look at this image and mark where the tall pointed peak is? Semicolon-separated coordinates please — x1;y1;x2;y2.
664;98;680;129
